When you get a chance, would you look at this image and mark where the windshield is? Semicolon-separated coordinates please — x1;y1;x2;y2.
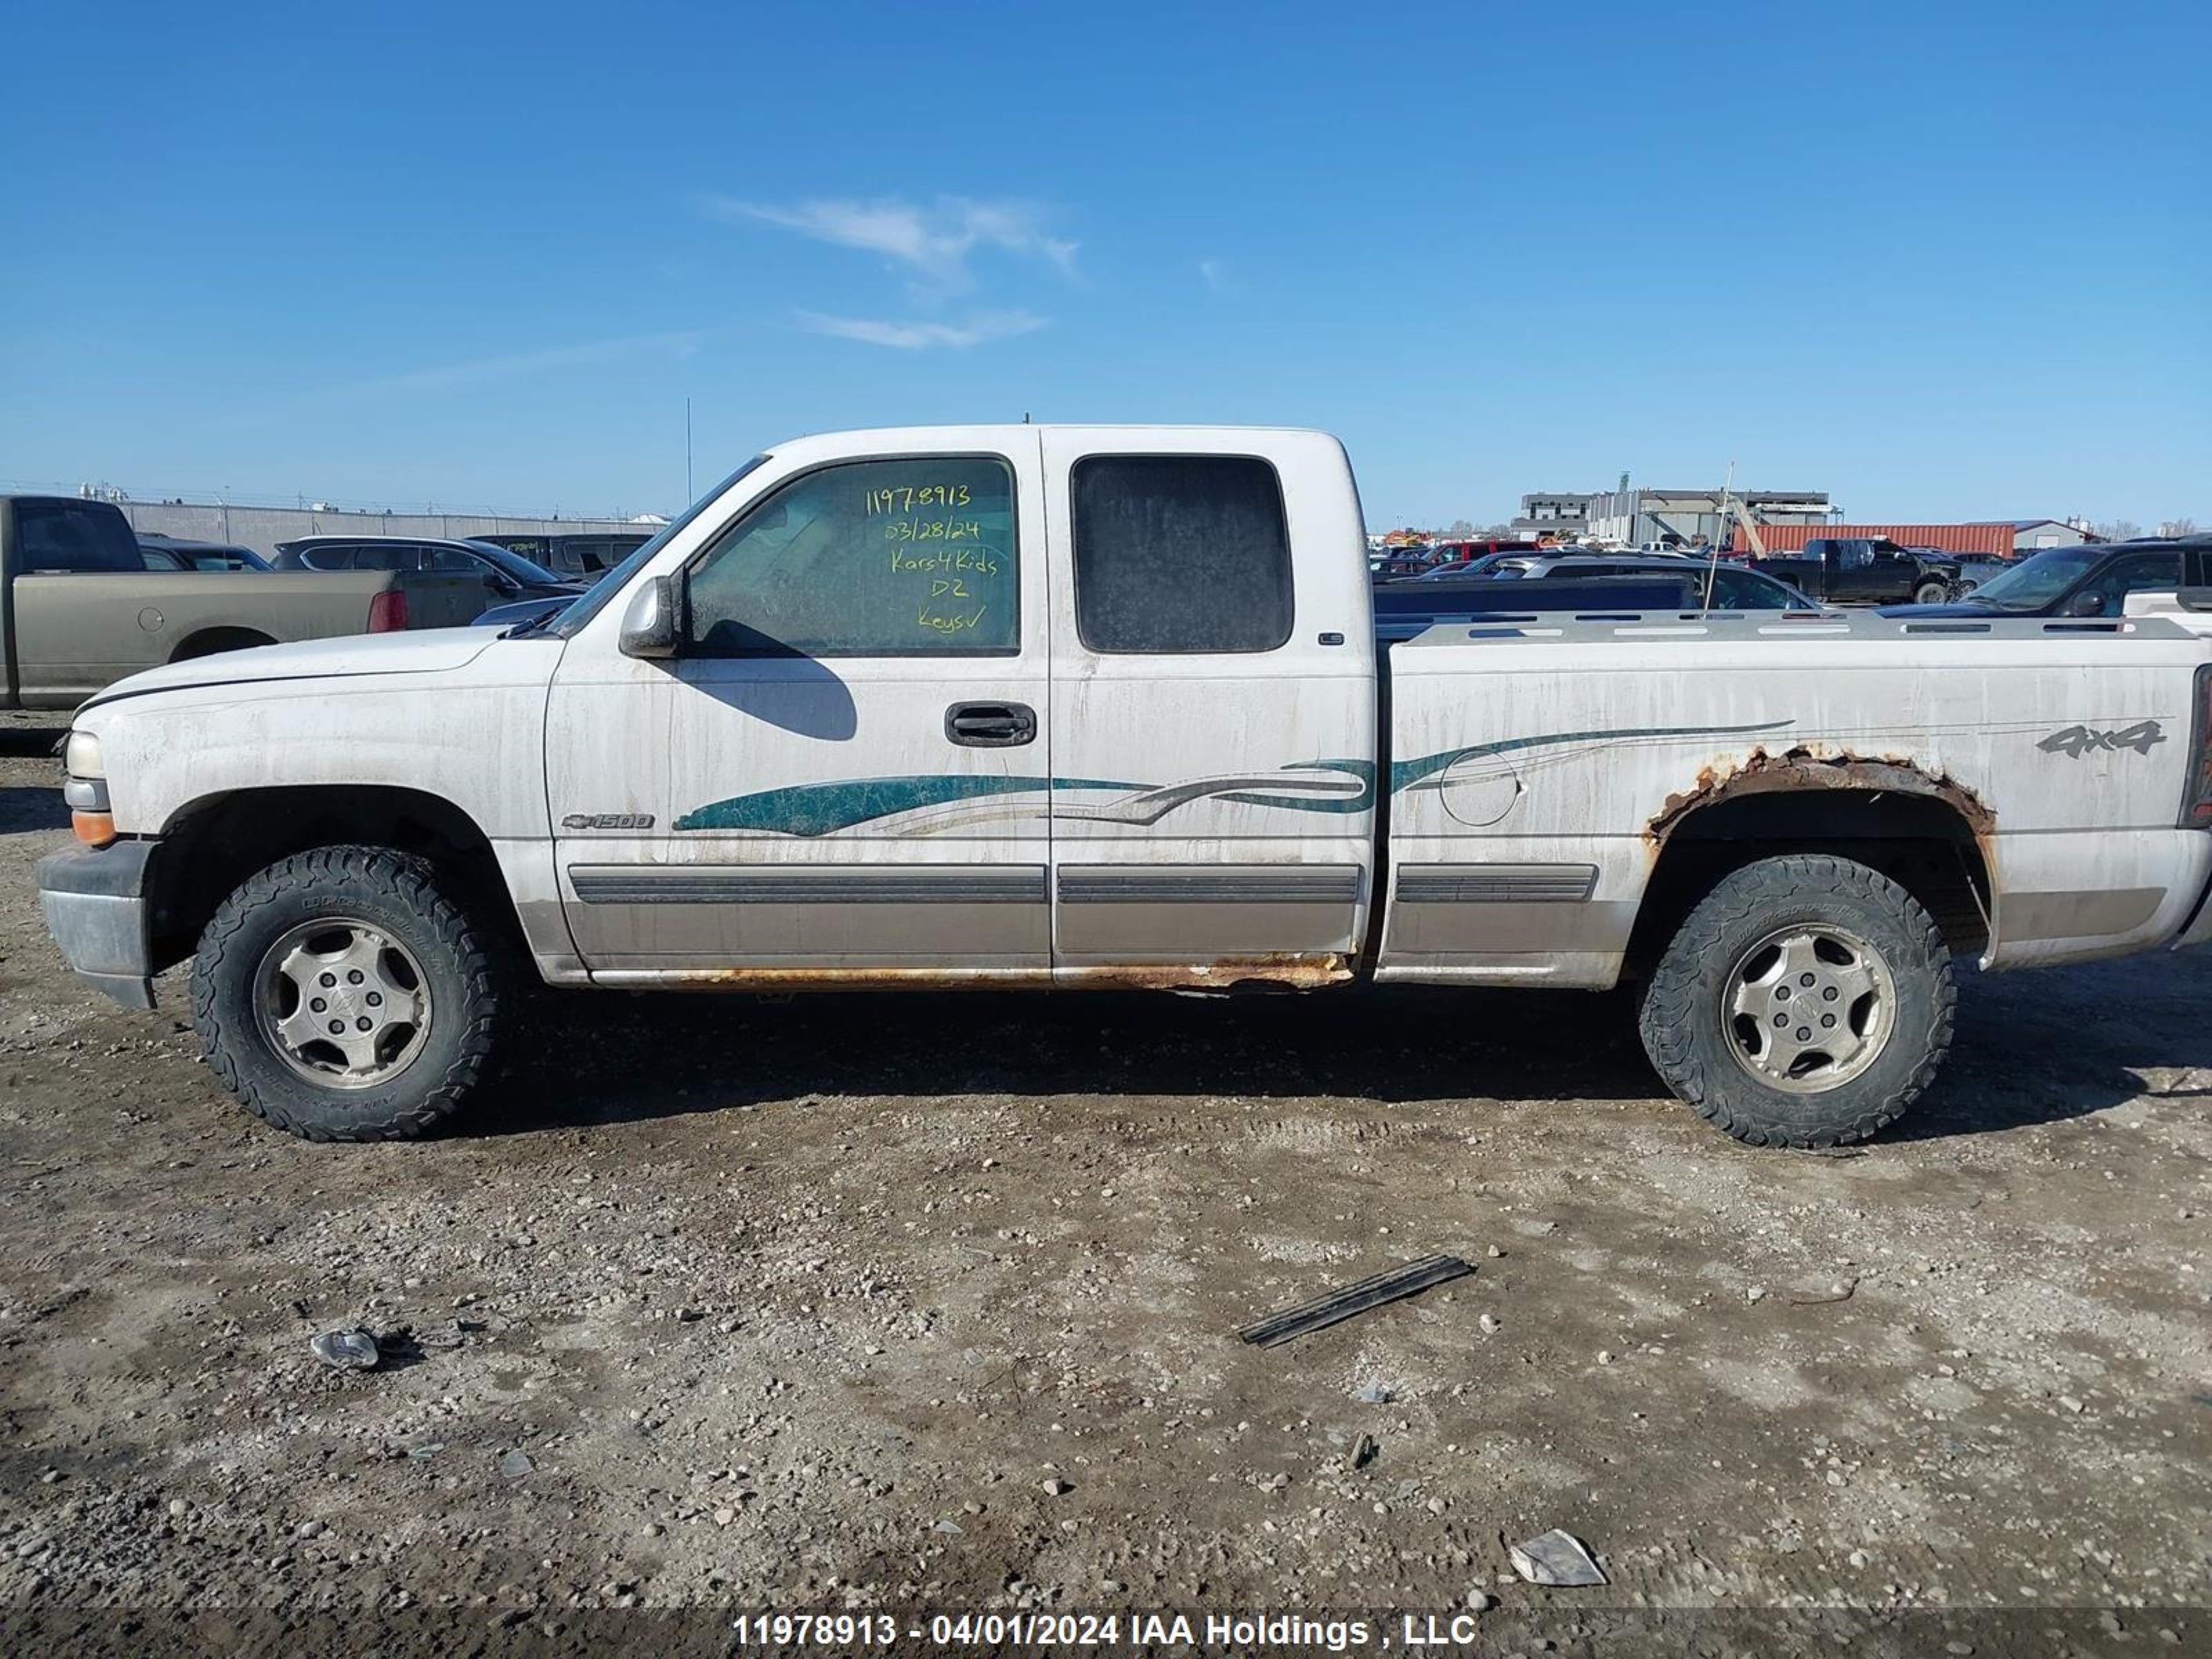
459;539;569;586
1962;546;2100;611
549;457;770;639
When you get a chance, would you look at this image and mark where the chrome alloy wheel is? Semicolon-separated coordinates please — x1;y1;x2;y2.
256;917;431;1089
1722;924;1895;1093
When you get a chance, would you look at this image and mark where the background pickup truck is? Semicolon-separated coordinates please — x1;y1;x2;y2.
36;427;2212;1152
1752;536;1962;606
1;494;489;708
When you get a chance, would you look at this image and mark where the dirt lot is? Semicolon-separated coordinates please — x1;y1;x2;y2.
1;719;2207;1651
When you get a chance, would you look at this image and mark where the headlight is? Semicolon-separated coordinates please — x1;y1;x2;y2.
65;729;104;779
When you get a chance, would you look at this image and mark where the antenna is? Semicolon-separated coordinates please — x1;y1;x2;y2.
1704;462;1734;610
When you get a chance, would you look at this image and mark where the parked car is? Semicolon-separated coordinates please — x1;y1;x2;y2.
1404;552;1517;581
1942;552;2012;595
471;532;654;579
1752;538;1961;606
1483;553;1821;609
136;534;270;572
272;536;586;604
1371;551;1434;580
1371;571;1709;640
39;424;2212;1157
1881;536;2209;620
0;496;488;709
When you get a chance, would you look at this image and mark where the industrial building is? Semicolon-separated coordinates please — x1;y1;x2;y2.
1508;492;1597;541
1579;485;1833;548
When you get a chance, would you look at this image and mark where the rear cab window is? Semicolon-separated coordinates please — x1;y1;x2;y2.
14;501;142;573
1069;456;1293;653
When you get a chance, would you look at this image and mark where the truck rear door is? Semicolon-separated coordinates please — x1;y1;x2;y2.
1037;429;1376;984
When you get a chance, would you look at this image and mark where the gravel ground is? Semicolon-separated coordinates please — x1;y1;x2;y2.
1;717;2207;1652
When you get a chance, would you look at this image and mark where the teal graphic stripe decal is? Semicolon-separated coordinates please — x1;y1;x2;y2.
1390;721;1793;795
673;775;1132;837
1221;758;1377;815
675;760;1382;838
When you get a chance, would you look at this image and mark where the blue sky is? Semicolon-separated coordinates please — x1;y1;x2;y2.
3;0;2205;529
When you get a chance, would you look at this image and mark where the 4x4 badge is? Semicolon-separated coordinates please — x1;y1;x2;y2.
2037;722;2165;758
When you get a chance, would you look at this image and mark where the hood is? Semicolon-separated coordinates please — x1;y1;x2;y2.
82;626;503;709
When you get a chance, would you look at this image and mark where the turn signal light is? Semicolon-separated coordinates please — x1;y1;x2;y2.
72;809;117;847
367;589;409;632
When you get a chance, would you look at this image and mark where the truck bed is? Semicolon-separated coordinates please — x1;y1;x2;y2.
1377;608;2212;984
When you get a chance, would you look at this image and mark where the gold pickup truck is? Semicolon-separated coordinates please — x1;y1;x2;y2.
0;495;488;709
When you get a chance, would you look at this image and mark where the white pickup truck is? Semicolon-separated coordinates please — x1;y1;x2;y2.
36;426;2212;1147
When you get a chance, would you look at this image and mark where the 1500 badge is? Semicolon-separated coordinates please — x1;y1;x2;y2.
561;813;655;831
2038;722;2166;758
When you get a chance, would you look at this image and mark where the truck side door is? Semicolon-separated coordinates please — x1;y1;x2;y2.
545;437;1056;979
1038;430;1376;984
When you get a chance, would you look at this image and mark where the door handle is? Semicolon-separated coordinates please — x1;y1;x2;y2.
945;701;1036;747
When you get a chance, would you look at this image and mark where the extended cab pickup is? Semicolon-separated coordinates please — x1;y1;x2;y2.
1753;537;1961;606
0;495;490;708
36;428;2212;1147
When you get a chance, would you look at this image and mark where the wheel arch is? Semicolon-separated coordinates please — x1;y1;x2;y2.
169;626;278;661
1629;753;1994;978
146;784;523;973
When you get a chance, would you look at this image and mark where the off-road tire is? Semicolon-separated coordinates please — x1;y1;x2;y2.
191;845;503;1141
1912;579;1950;605
1638;854;1953;1147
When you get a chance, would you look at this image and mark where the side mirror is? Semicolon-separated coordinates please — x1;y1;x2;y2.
619;575;682;659
2065;590;2106;618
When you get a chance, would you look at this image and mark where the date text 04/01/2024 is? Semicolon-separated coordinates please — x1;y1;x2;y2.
729;1610;1488;1650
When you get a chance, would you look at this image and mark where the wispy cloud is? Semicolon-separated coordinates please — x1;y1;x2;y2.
709;196;1078;292
343;330;706;397
796;310;1047;351
1199;257;1231;293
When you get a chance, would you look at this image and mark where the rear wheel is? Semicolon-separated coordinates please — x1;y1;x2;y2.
191;845;504;1141
1638;854;1953;1147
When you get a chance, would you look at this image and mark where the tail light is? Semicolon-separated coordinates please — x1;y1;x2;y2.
367;589;408;632
2185;665;2212;828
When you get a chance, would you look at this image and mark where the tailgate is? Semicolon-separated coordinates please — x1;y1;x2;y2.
392;573;496;629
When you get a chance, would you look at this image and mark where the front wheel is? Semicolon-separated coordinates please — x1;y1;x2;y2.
1912;579;1950;604
1638;854;1954;1147
191;845;505;1141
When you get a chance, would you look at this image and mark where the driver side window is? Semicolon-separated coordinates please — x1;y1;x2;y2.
2072;554;2180;617
685;456;1020;657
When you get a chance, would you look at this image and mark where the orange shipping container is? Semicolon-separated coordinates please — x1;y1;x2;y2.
1734;523;2018;557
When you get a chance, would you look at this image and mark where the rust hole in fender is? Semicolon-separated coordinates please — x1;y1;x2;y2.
1646;744;1998;852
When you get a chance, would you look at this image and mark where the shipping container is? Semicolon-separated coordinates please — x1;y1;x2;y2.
1732;523;2018;557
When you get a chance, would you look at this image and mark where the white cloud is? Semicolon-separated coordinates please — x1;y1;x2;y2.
345;330;705;397
795;310;1048;350
1199;257;1230;292
711;196;1077;291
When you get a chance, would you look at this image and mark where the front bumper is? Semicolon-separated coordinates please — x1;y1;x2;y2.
36;840;159;1009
